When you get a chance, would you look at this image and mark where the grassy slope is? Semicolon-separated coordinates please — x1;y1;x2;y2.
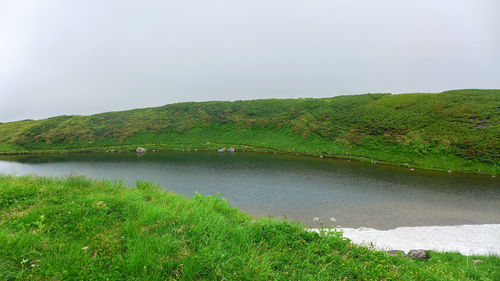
0;89;498;174
1;175;499;280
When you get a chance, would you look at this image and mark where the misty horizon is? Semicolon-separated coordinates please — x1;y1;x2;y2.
1;0;499;122
0;88;496;123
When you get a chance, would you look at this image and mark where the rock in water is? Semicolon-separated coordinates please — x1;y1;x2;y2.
218;147;226;153
136;147;147;154
406;249;429;259
227;147;235;153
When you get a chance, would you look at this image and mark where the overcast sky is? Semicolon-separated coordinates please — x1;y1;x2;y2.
1;0;499;122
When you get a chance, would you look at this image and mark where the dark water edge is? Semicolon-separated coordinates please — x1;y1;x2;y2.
1;151;499;229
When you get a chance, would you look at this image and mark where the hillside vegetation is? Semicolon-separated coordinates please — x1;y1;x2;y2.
0;89;498;174
1;175;499;280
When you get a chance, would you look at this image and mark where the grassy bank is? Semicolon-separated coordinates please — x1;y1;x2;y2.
0;89;499;174
1;175;499;280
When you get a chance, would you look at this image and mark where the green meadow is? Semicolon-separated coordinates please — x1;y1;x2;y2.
0;89;498;174
1;175;499;280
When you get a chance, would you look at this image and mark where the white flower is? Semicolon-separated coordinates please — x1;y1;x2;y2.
21;259;28;264
313;217;319;222
30;264;36;267
82;246;89;250
329;217;336;222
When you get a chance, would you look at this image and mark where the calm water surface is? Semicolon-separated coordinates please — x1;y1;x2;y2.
1;152;498;229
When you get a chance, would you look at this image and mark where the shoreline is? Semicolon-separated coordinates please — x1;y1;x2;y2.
311;224;500;256
1;144;498;176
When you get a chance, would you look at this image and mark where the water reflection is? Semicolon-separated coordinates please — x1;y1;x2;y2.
1;152;498;229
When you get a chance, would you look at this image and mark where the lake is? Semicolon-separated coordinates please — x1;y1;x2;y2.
1;151;498;229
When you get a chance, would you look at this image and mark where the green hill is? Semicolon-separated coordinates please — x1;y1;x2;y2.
1;175;498;280
0;89;498;174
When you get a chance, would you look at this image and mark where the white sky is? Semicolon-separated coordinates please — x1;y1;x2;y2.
1;0;499;122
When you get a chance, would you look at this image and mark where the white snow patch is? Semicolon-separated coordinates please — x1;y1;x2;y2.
310;224;500;256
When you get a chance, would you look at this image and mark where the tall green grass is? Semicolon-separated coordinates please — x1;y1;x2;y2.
1;175;499;280
0;89;498;174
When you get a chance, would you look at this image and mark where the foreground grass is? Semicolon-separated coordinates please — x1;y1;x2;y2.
0;175;499;280
0;89;499;175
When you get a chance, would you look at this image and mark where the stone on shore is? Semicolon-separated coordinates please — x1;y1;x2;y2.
406;249;429;259
387;250;404;257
